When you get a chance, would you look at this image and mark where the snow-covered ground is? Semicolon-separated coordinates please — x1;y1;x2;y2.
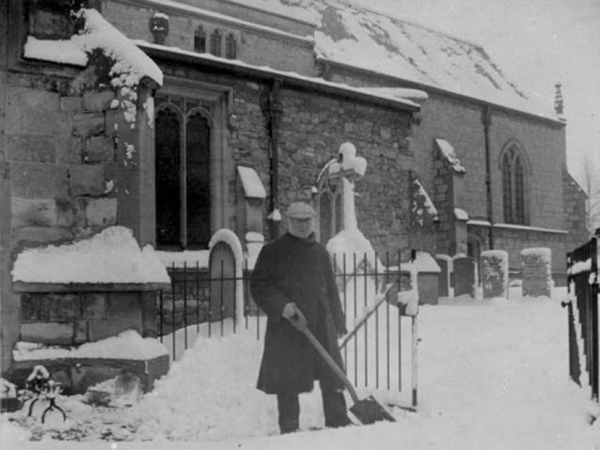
4;286;600;449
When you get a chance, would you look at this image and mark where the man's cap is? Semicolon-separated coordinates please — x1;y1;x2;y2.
286;202;316;219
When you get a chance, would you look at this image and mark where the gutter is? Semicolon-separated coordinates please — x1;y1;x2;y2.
317;58;564;128
482;105;494;249
136;42;420;113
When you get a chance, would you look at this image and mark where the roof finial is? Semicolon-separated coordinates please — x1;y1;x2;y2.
554;82;565;120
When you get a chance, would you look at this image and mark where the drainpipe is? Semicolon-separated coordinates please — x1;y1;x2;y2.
260;80;284;239
482;104;494;249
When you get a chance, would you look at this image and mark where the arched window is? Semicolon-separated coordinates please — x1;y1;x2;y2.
155;99;213;249
209;29;222;56
314;162;343;244
501;142;529;225
194;26;206;53
225;33;237;59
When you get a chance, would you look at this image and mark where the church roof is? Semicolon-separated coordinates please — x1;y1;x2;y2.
231;0;559;121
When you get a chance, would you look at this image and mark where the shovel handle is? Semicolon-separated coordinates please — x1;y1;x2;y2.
300;327;360;404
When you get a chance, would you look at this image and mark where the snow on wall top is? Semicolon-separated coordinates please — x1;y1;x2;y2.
24;8;163;86
435;138;466;173
12;226;170;284
13;330;167;361
237;166;267;199
236;0;557;119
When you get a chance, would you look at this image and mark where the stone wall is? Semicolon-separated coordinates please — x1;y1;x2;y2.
101;0;316;77
324;64;575;274
19;291;155;345
1;0;159;377
563;168;590;250
155;59;416;255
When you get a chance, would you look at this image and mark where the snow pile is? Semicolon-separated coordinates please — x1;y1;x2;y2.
13;330;168;361
327;228;381;272
411;177;438;225
435;138;466;173
24;8;162;86
12;226;170;284
237;166;267;199
135;331;290;441
4;288;600;448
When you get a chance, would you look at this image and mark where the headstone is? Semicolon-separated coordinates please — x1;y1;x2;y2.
521;248;552;298
453;256;476;298
209;241;237;321
481;250;509;299
435;255;452;297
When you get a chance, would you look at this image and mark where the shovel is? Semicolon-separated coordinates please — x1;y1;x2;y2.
299;324;396;425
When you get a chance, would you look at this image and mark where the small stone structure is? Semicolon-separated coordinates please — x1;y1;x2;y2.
453;255;476;298
481;250;509;299
10;227;171;394
521;247;552;298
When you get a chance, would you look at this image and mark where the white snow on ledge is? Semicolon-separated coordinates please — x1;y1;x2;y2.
24;8;163;86
12;226;170;284
12;329;167;361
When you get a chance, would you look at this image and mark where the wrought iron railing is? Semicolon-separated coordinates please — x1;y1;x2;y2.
158;251;418;406
566;233;599;401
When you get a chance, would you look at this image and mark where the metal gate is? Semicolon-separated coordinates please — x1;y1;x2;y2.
566;234;599;401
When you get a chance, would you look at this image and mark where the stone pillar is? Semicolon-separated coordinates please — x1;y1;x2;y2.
521;248;552;298
481;250;508;299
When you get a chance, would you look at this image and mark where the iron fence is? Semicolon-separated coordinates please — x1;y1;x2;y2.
158;250;417;405
566;234;599;401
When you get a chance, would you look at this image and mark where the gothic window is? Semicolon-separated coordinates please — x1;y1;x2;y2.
314;164;343;244
155;98;213;249
209;29;222;56
225;33;237;59
194;26;206;53
501;143;528;225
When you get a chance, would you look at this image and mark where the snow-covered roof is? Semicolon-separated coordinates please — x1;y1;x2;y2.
23;8;163;86
138;41;421;111
234;0;558;120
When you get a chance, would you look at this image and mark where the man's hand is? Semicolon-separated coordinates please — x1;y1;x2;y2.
282;303;307;330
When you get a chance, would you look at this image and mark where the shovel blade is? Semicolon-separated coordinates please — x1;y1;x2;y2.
349;395;396;425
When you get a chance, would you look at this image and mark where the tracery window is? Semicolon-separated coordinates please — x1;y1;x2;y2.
155;96;213;249
501;143;528;225
314;165;343;244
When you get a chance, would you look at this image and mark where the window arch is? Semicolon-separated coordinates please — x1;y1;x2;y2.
314;161;343;244
225;33;237;59
500;142;529;225
209;29;222;56
155;99;213;249
194;26;206;53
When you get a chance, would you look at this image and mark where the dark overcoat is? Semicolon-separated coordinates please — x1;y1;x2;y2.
250;232;347;394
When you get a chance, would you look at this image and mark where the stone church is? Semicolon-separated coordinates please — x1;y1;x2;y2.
0;0;588;379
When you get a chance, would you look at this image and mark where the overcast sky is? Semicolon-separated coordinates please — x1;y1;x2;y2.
349;0;600;185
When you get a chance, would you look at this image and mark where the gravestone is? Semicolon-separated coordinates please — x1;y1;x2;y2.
435;255;452;297
209;241;237;321
453;256;476;298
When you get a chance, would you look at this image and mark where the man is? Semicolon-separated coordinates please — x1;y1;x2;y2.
250;202;352;434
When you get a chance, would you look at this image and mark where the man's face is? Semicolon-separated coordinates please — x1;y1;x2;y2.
288;217;313;239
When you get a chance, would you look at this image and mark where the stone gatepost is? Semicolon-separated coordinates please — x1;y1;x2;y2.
521;248;552;298
481;250;508;299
